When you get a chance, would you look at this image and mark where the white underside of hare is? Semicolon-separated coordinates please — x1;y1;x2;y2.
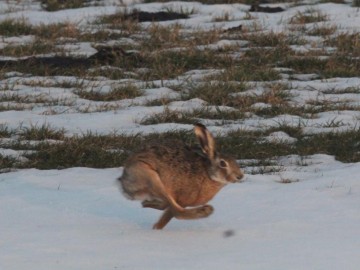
210;175;229;185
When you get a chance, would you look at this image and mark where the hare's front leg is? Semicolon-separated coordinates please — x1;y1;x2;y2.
153;208;173;230
142;199;168;210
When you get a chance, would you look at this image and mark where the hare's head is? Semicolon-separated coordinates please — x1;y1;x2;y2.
194;124;244;184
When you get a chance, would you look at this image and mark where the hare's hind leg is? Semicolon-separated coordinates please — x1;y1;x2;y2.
153;205;214;230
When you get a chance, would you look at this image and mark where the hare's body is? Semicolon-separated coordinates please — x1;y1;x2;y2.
121;142;223;206
118;124;243;229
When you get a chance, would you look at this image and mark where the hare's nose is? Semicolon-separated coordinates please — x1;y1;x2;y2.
236;175;244;182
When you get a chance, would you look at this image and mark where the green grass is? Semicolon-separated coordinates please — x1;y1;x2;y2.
22;131;194;169
3;124;360;170
140;107;244;125
0;39;58;57
0;19;33;36
0;124;12;138
76;84;143;101
218;127;360;163
0;155;17;170
289;9;329;24
215;65;281;82
186;82;247;106
1;2;360;171
20;124;66;140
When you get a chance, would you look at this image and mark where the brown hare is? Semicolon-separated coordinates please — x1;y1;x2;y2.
117;124;244;229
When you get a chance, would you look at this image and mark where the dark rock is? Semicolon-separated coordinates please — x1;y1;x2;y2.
249;4;285;13
124;11;189;22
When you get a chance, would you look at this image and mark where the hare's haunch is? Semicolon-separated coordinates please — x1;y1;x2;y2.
118;124;244;229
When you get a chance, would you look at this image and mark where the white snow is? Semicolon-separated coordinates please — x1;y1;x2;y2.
1;1;360;269
1;156;360;269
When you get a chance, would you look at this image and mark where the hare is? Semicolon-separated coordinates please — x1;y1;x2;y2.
117;124;244;229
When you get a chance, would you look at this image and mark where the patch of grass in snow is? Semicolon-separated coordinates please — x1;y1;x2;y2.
23;133;135;169
75;84;143;101
211;65;281;82
22;130;196;169
296;128;360;163
141;25;221;50
219;127;360;163
139;107;198;125
186;82;248;106
307;25;337;37
0;39;58;57
0;93;75;107
0;19;81;40
289;9;329;24
243;46;294;66
0;155;17;171
0;19;33;36
218;129;293;160
142;49;233;80
321;87;360;95
144;97;178;106
139;107;244;125
143;0;253;4
0;124;12;138
244;32;305;47
79;30;128;43
325;33;360;56
282;56;360;78
95;11;142;33
7;125;360;169
20;124;66;141
231;83;292;110
34;22;81;40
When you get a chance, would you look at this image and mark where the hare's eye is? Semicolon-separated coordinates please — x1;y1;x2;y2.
219;159;228;168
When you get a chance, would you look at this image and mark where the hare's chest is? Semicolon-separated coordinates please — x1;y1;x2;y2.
176;181;223;207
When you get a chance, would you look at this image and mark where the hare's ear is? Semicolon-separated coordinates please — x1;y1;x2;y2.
194;124;216;160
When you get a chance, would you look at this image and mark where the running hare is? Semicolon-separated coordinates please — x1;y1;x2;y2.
118;124;244;229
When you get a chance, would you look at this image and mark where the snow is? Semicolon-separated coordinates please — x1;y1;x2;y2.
1;156;360;269
1;1;360;269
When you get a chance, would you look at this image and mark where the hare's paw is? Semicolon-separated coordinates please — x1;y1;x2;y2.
197;204;214;218
142;199;167;210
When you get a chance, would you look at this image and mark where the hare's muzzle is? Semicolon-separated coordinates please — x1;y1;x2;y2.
235;173;245;183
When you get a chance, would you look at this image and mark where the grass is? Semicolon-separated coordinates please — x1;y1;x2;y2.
140;107;244;125
289;9;329;24
307;25;337;36
186;82;247;106
1;1;360;171
0;19;33;36
0;155;17;170
0;125;12;138
244;32;305;47
215;65;281;82
0;39;58;57
325;33;360;56
21;130;195;169
75;84;143;101
3;124;360;170
19;124;66;140
141;49;234;80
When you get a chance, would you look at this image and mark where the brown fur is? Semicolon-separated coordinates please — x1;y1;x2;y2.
118;124;244;229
